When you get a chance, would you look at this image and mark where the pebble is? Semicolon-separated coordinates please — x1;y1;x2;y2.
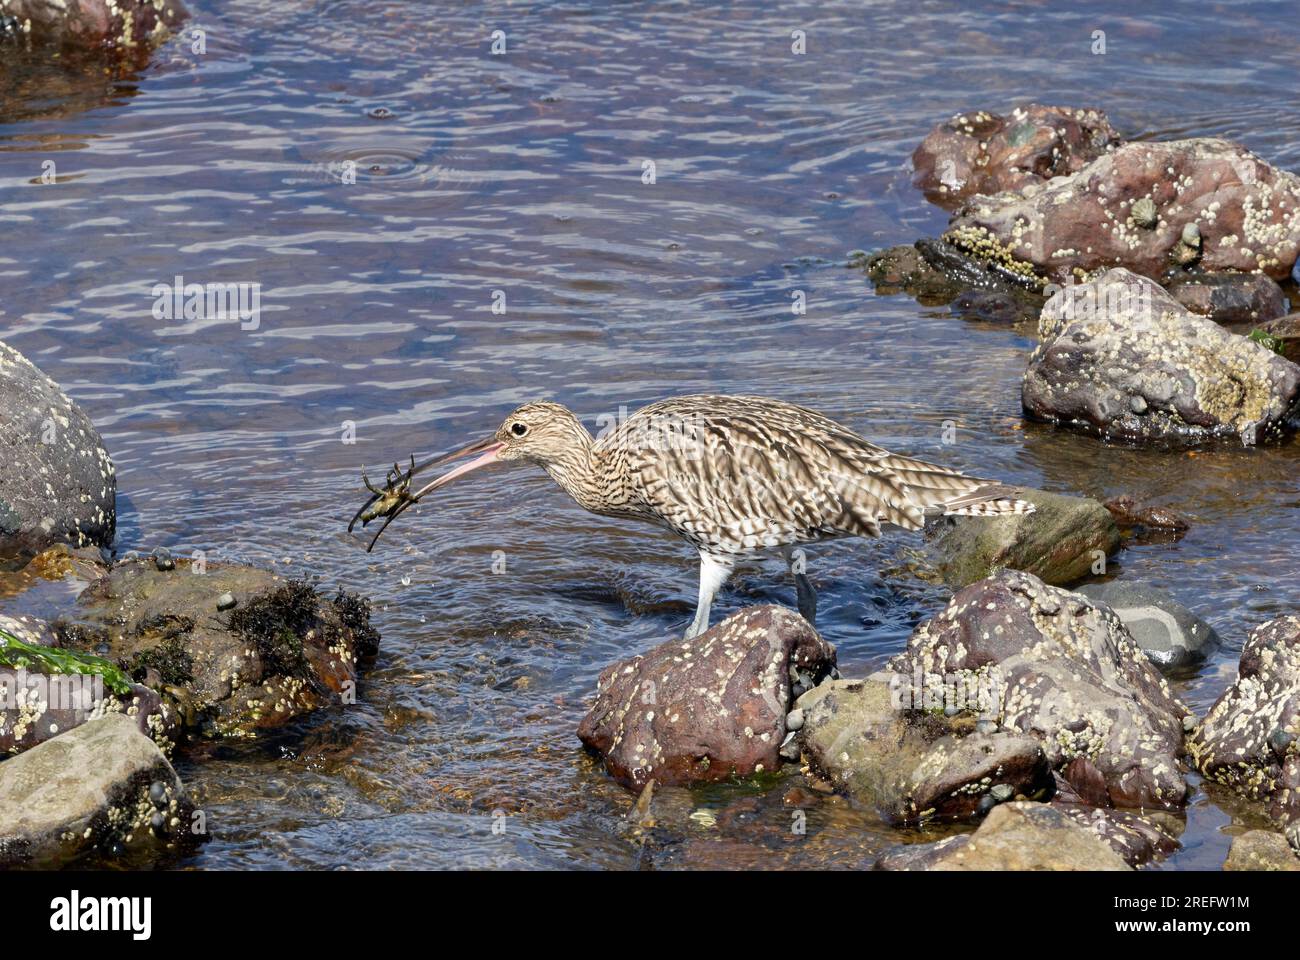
990;784;1014;802
976;794;998;816
785;708;804;731
943;704;961;718
1183;715;1198;733
150;811;165;831
152;547;175;571
217;592;237;611
975;719;998;735
1269;728;1295;758
149;781;167;807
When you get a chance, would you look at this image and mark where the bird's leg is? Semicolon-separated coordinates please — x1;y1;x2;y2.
783;546;817;625
684;553;733;640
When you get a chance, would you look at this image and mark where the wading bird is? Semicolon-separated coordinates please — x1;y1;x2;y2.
350;396;1032;639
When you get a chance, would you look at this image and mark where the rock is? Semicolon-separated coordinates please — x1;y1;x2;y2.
797;678;1053;825
925;485;1118;588
1223;830;1300;871
857;240;1044;318
54;558;380;740
577;606;836;789
1166;273;1288;325
1049;772;1182;864
0;341;115;564
946;138;1300;283
0;713;200;867
1188;616;1300;833
1103;495;1190;534
1076;581;1220;673
876;802;1130;870
889;570;1190;809
1260;313;1300;362
911;105;1120;210
1024;269;1300;445
0;0;186;50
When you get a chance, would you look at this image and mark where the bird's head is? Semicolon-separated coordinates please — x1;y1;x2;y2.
349;400;592;550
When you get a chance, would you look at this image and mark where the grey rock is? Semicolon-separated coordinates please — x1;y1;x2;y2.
1076;581;1220;673
1024;269;1300;445
0;341;116;562
990;784;1014;802
1166;272;1287;325
1188;616;1300;833
0;714;200;867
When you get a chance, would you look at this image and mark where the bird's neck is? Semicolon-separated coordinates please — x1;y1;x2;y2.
542;435;624;515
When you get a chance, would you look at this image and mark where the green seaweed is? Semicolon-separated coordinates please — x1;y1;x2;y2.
1248;328;1285;354
0;627;132;695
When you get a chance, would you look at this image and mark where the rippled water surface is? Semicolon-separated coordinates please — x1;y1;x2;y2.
3;0;1299;870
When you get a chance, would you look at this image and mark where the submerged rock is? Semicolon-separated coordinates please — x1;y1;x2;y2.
797;677;1053;825
1223;830;1300;871
0;341;115;564
1187;616;1300;835
1103;494;1191;536
912;105;1120;210
1259;312;1300;362
577;606;836;789
947;138;1300;283
1024;269;1300;445
1076;581;1220;674
0;713;200;867
888;570;1190;809
925;485;1119;588
0;0;186;50
1165;272;1288;325
54;558;380;741
875;801;1130;871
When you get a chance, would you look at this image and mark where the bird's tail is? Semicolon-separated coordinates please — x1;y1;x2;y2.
929;483;1036;518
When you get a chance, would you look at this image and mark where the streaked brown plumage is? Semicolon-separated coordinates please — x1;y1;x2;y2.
351;395;1033;638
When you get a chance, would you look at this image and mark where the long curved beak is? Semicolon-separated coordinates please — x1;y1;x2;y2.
349;435;505;551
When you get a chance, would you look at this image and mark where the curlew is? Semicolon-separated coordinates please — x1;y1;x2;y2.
350;395;1033;639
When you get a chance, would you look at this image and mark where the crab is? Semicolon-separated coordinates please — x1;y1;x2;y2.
356;456;418;525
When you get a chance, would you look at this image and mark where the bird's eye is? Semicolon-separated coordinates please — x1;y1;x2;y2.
511;422;528;437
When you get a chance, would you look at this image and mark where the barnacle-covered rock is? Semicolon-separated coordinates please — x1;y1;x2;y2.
0;0;186;50
0;341;115;563
54;558;380;741
796;677;1053;825
875;801;1130;871
1024;269;1300;445
888;570;1191;809
0;713;201;868
577;605;836;789
912;105;1120;210
1187;616;1300;835
946;138;1300;282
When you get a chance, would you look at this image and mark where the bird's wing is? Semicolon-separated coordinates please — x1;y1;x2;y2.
603;395;995;543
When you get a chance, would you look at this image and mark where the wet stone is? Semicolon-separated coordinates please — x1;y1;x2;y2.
1024;269;1300;445
888;570;1190;810
1165;272;1288;325
0;0;187;50
1187;616;1300;835
577;606;836;789
1076;581;1220;674
911;104;1119;210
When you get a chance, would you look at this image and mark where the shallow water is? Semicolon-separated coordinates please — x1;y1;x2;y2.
2;0;1298;870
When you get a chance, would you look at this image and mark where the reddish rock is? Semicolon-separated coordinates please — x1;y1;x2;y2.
1188;616;1300;837
577;606;836;789
947;138;1300;283
912;105;1120;209
0;0;186;49
1024;269;1300;444
888;570;1190;810
1103;495;1190;532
